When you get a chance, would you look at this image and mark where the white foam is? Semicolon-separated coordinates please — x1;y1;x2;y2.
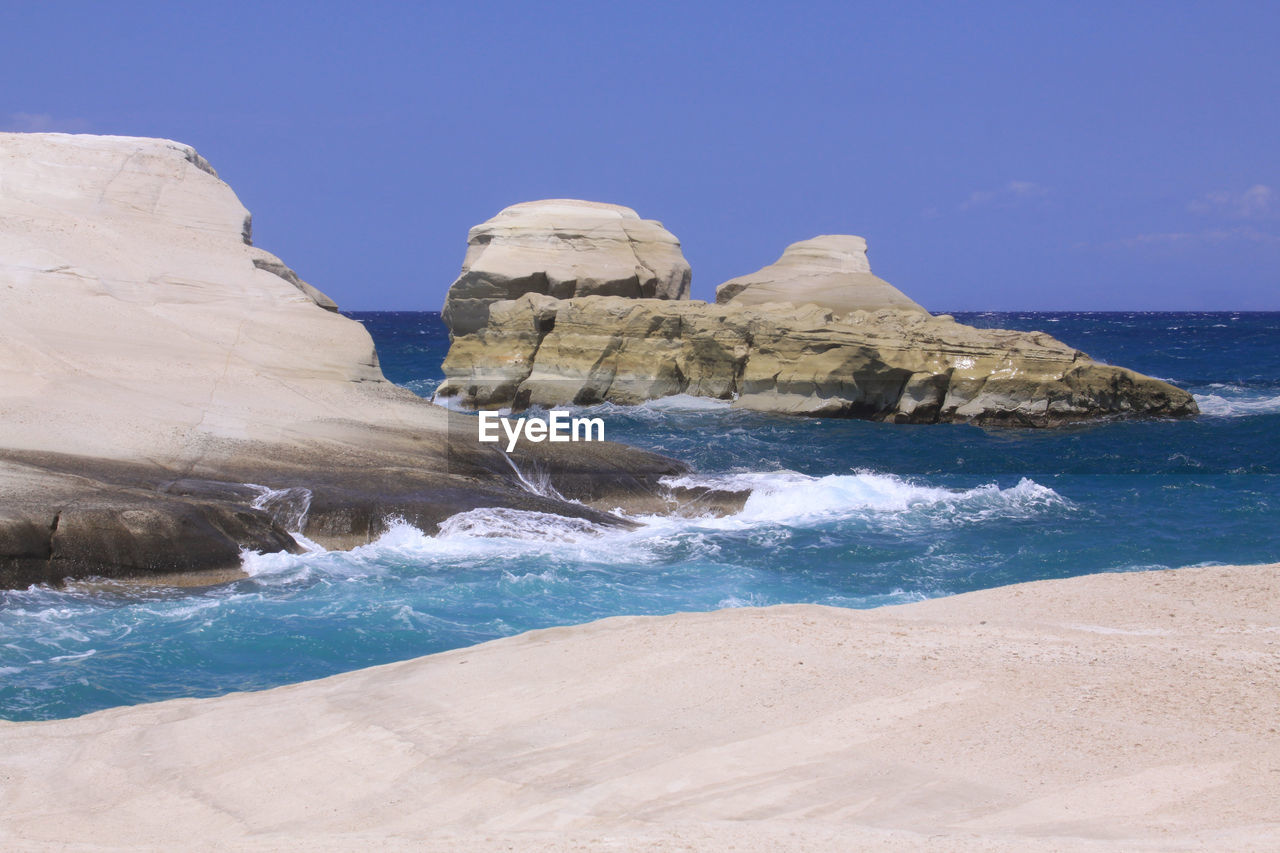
717;593;771;608
290;532;327;554
240;545;319;579
428;392;479;412
241;512;639;578
660;469;1065;527
500;452;566;500
135;599;223;621
438;507;609;542
238;471;1067;573
1193;386;1280;417
641;394;733;411
246;484;313;533
47;649;97;663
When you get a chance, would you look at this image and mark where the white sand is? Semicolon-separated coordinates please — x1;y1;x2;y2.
1;563;1277;851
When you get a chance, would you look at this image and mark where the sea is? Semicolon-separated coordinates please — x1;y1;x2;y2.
2;311;1278;721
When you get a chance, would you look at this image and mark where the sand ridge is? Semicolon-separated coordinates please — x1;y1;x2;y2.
1;562;1277;851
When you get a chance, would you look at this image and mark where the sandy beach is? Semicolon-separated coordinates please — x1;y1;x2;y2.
1;562;1276;851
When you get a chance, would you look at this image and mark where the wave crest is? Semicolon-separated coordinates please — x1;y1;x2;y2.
438;508;610;542
239;471;1069;578
661;469;1066;526
1193;385;1280;417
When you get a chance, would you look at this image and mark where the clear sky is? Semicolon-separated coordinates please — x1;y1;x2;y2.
3;2;1277;311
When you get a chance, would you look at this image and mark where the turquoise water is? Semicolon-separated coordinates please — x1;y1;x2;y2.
2;312;1278;721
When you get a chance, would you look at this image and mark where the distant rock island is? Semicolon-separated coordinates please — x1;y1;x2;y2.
438;200;1198;424
0;137;680;586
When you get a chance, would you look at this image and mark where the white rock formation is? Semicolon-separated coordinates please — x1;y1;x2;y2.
0;132;380;463
0;135;679;584
442;199;691;335
716;235;928;314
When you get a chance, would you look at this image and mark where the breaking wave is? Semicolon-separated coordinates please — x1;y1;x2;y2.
1193;384;1280;418
241;469;1069;583
658;469;1066;526
9;308;1280;722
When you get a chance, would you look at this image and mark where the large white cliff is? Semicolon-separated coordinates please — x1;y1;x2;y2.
0;133;380;462
0;136;679;585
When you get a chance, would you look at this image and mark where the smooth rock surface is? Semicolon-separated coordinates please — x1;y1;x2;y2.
441;199;691;335
3;562;1276;851
0;135;683;585
716;234;929;314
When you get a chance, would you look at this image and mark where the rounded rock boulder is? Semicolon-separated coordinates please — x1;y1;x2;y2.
442;199;692;335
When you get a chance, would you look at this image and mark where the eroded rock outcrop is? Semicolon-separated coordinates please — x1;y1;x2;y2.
441;294;1196;422
0;136;682;586
441;199;691;335
717;235;928;314
439;208;1197;425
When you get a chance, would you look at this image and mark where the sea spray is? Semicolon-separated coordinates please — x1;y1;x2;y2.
1192;384;1280;417
498;452;567;500
438;508;609;542
247;485;313;533
657;470;1067;526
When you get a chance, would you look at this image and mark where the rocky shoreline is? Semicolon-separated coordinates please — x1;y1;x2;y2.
0;135;1196;586
0;135;684;586
0;432;688;588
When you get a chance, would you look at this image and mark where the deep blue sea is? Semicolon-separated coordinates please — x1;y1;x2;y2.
3;311;1278;721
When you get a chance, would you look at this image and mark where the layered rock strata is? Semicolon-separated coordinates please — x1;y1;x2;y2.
439;207;1197;424
442;199;691;336
440;294;1197;422
0;136;683;586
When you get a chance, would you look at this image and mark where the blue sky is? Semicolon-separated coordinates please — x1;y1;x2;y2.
3;2;1277;310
